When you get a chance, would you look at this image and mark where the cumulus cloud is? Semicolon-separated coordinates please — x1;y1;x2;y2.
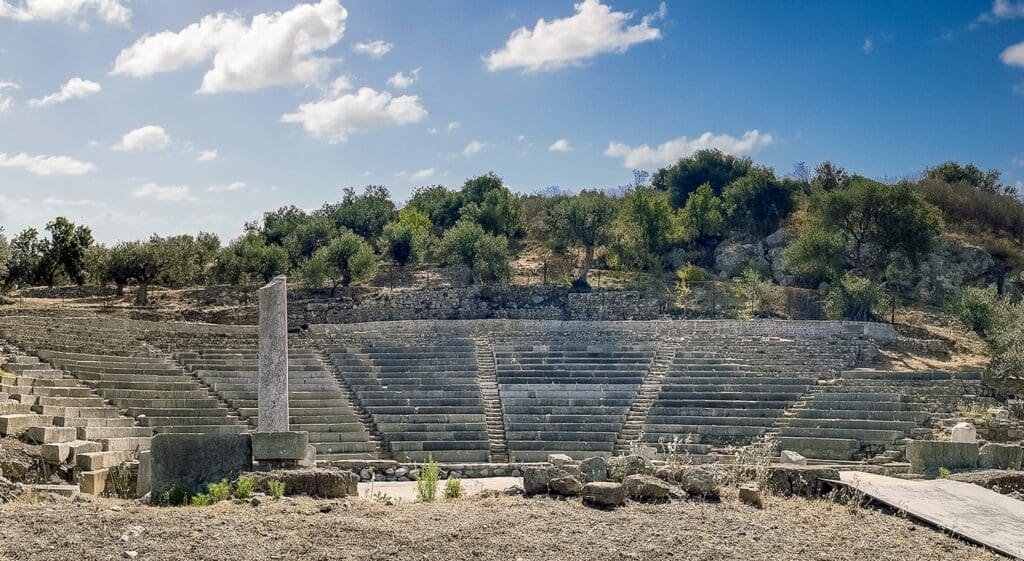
329;75;353;94
548;138;573;152
461;140;485;156
133;183;198;203
0;152;96;175
980;0;1024;22
0;0;130;26
195;149;218;162
1002;41;1024;67
208;181;246;193
111;0;348;94
409;168;435;181
114;125;171;152
485;0;664;72
387;67;420;89
604;130;773;169
281;86;428;143
29;77;101;108
352;40;392;59
0;80;16;113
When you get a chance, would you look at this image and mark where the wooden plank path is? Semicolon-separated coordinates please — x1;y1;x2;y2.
838;471;1024;559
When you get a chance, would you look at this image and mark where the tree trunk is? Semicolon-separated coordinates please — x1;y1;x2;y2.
135;282;148;306
579;245;595;285
116;283;125;297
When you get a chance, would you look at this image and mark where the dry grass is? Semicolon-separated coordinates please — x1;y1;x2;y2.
0;492;1003;561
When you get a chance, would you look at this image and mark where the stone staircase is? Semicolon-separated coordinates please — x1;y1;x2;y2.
613;340;680;455
474;336;509;463
311;347;383;458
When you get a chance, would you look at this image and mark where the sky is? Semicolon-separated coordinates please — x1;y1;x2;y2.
1;0;1023;243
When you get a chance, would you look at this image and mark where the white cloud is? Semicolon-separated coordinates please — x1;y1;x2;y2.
281;86;428;143
0;152;96;175
28;77;101;108
387;67;420;89
485;0;664;72
196;149;218;162
352;40;392;59
329;74;353;94
461;140;485;156
0;80;16;113
862;37;874;54
980;0;1024;22
604;130;773;169
1002;41;1024;67
0;0;130;26
548;138;573;152
114;125;171;152
133;183;198;203
111;0;348;94
409;168;435;181
208;181;246;193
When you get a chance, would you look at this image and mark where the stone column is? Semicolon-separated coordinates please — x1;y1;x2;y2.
258;275;289;433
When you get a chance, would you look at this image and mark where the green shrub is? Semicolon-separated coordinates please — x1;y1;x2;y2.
208;479;231;502
825;273;882;321
443;478;464;500
416;454;440;503
951;286;998;336
235;476;255;500
268;479;285;499
676;263;707;287
190;493;213;507
161;484;191;506
937;467;951;479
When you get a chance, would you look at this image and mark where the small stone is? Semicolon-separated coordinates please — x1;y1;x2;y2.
319;504;334;513
123;552;137;560
110;506;124;512
504;485;525;496
738;483;762;508
780;450;807;466
250;497;261;507
622;474;670;501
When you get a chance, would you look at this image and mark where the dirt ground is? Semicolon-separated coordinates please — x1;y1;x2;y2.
0;489;1004;561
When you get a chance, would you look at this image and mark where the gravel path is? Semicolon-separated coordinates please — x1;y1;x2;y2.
0;489;1004;561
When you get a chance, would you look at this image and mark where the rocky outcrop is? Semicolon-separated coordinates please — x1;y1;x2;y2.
887;237;996;301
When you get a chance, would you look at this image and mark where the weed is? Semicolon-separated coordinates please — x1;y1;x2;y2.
938;467;951;479
416;454;440;503
207;479;231;503
235;476;255;500
190;493;212;507
161;484;191;506
268;479;285;500
371;491;398;506
443;478;464;500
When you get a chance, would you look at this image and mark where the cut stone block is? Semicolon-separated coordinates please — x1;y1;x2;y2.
258;276;289;433
777;437;858;461
582;481;625;507
40;439;102;464
136;450;151;499
951;422;976;444
780;450;808;465
76;450;134;471
252;431;308;461
979;443;1023;470
24;426;77;444
0;414;54;436
30;484;80;498
77;469;109;495
150;432;252;496
907;440;979;476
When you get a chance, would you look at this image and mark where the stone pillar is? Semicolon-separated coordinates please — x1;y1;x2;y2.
258;275;289;433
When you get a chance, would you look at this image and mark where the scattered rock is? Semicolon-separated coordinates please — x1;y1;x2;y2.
765;466;840;497
503;485;525;496
622;475;670;501
675;467;720;499
606;455;653;482
547;454;573;467
319;504;334;514
252;469;358;499
522;465;563;495
579;457;608;483
250;497;261;507
122;552;137;560
548;476;583;496
780;450;807;466
738;483;762;508
582;482;625;508
949;469;1024;494
979;443;1023;470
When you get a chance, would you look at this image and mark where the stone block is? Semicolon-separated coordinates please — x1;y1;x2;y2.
951;422;976;443
906;440;978;476
252;468;357;498
780;450;807;465
150;432;252;496
0;414;53;437
522;465;563;495
765;466;840;497
777;437;858;461
675;466;720;499
579;456;607;483
136;450;151;499
738;483;762;507
24;426;77;444
606;455;654;482
979;443;1023;470
77;469;108;495
622;474;670;501
548;476;583;496
546;453;573;467
40;439;102;464
252;431;309;461
582;482;625;508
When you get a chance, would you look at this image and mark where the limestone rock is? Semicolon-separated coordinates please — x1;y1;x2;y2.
547;454;573;467
548;476;583;496
606;455;654;482
949;469;1024;494
675;466;720;499
582;482;625;508
764;228;788;248
714;239;770;279
979;443;1023;470
252;469;357;499
522;465;563;495
765;466;840;497
780;450;807;465
579;456;607;483
738;483;762;507
622;474;670;501
951;422;977;443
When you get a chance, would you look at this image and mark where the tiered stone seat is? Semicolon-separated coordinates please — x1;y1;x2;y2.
777;369;978;460
141;328;376;461
325;332;489;462
494;340;656;461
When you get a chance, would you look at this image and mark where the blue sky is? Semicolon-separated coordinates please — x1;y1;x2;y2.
1;0;1023;243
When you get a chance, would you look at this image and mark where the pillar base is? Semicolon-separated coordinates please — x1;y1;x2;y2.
252;431;309;462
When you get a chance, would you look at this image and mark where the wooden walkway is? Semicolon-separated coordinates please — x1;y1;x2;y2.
838;471;1024;559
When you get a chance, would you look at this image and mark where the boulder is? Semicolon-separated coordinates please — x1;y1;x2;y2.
582;482;625;508
765;466;840;497
522;465;563;495
979;443;1023;470
252;469;358;499
738;483;762;508
764;228;788;248
780;450;807;465
606;455;654;482
622;474;670;501
579;457;607;483
714;240;770;279
675;466;719;499
951;423;977;443
548;476;583;497
547;454;573;467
